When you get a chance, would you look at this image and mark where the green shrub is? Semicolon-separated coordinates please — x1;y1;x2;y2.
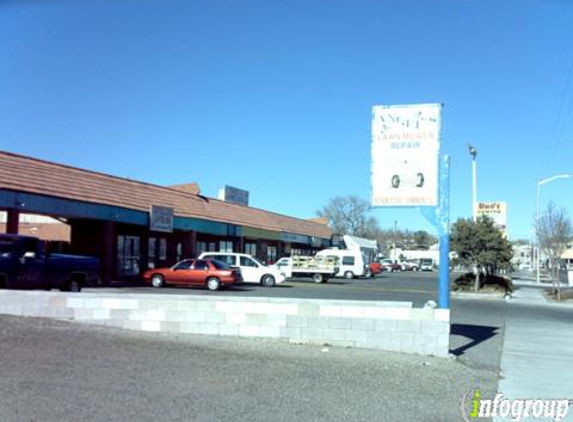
451;272;514;293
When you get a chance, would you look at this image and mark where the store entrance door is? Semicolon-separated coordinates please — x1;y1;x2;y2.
117;235;140;277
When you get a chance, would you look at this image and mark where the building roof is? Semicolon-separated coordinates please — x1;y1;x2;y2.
0;151;332;239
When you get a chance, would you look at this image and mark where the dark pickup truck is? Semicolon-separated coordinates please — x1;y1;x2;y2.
0;234;100;292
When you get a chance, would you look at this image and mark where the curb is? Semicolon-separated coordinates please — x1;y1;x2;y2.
450;291;506;301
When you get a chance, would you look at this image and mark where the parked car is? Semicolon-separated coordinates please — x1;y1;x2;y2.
379;259;401;272
272;257;291;271
419;258;434;271
0;234;99;292
367;261;383;277
198;252;285;287
400;260;419;271
143;258;242;291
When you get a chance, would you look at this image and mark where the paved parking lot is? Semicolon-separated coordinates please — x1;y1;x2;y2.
89;271;440;308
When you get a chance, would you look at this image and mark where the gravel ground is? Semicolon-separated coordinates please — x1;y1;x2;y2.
0;315;497;422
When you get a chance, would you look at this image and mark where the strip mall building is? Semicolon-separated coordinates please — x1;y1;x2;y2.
0;151;333;283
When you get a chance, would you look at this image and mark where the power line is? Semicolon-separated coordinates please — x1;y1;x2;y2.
538;55;573;177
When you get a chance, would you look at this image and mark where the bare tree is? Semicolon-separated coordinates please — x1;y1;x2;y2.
316;195;380;238
538;201;573;300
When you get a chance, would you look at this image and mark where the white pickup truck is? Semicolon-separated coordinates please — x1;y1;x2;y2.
272;255;339;283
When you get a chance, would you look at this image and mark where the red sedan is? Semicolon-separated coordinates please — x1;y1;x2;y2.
367;261;383;277
143;259;242;291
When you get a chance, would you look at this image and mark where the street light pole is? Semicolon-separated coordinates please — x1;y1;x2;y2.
535;174;571;283
469;145;478;221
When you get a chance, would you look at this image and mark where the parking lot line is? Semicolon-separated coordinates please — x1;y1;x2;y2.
285;281;434;295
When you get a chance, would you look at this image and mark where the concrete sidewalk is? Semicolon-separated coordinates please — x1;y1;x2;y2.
495;286;573;421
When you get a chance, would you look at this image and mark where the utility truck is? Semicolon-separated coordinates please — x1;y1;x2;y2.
272;255;340;283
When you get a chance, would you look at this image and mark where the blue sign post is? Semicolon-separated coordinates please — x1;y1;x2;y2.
421;155;451;309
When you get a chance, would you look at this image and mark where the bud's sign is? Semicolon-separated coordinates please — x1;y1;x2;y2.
475;202;507;229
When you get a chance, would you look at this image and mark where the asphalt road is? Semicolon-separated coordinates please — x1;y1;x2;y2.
0;315;497;422
89;271;440;308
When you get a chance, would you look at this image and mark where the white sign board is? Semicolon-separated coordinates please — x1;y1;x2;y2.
371;104;441;206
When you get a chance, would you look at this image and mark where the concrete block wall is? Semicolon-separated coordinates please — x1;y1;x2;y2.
0;291;450;357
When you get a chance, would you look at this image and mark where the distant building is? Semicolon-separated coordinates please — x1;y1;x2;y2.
0;212;70;242
511;243;532;270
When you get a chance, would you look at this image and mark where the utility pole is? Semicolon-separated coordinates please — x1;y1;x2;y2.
469;145;478;221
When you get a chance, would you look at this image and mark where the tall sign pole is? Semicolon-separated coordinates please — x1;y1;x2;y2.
372;103;450;309
421;155;450;309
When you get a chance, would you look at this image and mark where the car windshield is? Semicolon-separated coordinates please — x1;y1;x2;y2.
0;239;15;258
210;259;231;270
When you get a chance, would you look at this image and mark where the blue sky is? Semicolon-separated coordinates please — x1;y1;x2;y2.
1;0;573;240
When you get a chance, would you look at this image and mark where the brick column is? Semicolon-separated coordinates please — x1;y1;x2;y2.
102;222;115;286
236;236;245;254
188;230;197;258
6;210;19;234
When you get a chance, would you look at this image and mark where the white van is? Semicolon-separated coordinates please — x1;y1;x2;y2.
198;252;286;287
315;248;367;279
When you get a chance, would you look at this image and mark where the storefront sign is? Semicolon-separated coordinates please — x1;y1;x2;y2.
221;185;249;206
280;232;311;244
371;103;441;206
149;205;174;233
475;201;507;230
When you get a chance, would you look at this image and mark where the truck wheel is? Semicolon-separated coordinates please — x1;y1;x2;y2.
70;280;81;292
312;273;324;283
261;274;276;287
206;277;221;291
344;271;354;279
151;274;164;288
61;278;82;292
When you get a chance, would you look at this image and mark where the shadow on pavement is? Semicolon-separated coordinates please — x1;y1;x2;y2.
449;323;500;357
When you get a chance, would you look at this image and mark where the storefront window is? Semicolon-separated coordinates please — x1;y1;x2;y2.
148;237;156;269
159;238;167;260
117;235;141;276
245;242;257;256
267;246;277;265
176;242;183;262
220;240;233;252
197;241;207;255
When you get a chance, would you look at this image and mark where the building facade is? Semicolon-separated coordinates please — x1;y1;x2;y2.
0;152;332;283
